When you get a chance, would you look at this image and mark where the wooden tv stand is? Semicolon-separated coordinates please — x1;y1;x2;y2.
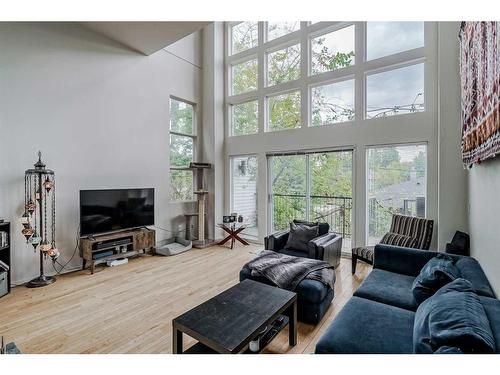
80;228;155;274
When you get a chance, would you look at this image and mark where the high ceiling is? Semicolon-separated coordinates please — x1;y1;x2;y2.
81;21;212;55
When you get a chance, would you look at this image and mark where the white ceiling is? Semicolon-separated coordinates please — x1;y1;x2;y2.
80;21;212;55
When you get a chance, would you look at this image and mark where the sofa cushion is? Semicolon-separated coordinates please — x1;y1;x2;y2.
380;232;417;248
412;254;461;305
455;257;495;298
315;296;415;354
479;296;500;351
352;246;374;262
278;248;310;259
354;269;418;311
284;222;318;253
293;219;329;236
413;278;496;354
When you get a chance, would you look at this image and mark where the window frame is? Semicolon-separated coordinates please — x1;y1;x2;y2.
169;96;197;203
225;21;430;136
224;22;437;248
365;142;428;245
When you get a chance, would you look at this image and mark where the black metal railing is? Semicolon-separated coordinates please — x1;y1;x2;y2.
272;194;352;239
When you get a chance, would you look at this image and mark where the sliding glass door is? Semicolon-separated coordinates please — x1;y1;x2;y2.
268;150;353;251
230;155;258;239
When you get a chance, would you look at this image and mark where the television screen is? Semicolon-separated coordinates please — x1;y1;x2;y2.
80;188;154;236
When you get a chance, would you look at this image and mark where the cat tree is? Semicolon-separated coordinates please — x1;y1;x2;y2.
188;162;214;248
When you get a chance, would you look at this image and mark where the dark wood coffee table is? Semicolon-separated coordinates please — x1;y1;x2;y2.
172;279;297;354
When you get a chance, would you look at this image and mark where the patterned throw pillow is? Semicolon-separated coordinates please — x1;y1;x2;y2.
380;232;417;248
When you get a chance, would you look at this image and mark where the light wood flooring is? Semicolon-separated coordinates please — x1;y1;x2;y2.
0;244;371;354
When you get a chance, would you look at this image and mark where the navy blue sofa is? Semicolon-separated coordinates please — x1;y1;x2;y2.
315;244;500;354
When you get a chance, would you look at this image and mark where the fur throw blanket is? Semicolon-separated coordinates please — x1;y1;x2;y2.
244;250;335;291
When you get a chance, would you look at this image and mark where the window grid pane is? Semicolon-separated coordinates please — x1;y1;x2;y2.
367;144;427;245
231;22;258;55
367;22;424;61
310;25;355;75
311;79;355;126
267;43;301;87
366;63;425;119
267;91;301;132
267;22;300;41
232;59;258;95
170;99;194;135
232;100;258;136
170;170;194;202
170;134;194;168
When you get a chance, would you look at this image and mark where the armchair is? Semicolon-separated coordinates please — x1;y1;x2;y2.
351;214;434;274
264;221;343;267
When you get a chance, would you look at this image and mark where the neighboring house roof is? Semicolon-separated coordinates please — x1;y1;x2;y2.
369;176;425;205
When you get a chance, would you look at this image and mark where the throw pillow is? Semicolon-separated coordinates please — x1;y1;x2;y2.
284;222;319;253
380;232;417;248
413;278;496;354
293;219;329;236
412;253;461;305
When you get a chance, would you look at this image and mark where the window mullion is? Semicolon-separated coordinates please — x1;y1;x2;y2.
355;22;366;122
258;22;266;134
305;154;311;221
300;24;308;128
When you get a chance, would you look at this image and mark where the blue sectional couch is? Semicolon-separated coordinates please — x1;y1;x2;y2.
315;244;500;354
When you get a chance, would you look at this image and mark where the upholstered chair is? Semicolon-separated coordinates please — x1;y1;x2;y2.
265;220;343;267
351;214;434;274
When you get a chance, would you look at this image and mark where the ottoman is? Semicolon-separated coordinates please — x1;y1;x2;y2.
239;265;334;325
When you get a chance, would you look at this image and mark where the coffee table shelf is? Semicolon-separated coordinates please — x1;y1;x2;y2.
172;279;297;354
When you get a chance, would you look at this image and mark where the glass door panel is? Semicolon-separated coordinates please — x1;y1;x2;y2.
269;150;353;251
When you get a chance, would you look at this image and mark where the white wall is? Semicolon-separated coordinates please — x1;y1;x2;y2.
437;22;469;249
469;157;500;295
201;23;225;241
0;22;203;284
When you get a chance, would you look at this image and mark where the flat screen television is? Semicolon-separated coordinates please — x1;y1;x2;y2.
80;188;154;237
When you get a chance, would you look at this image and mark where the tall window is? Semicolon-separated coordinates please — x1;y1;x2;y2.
366;144;427;245
225;22;426;135
231;156;258;238
169;98;196;202
269;150;353;251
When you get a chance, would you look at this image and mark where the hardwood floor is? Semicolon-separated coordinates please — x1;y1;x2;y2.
0;244;371;354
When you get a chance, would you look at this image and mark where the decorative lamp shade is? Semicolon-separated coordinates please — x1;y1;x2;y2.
22;227;34;241
20;213;30;227
40;240;52;253
48;248;60;260
26;200;36;215
43;178;54;192
30;235;41;251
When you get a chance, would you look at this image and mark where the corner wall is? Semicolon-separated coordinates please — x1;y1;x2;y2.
0;22;203;284
437;22;469;250
469;158;500;295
